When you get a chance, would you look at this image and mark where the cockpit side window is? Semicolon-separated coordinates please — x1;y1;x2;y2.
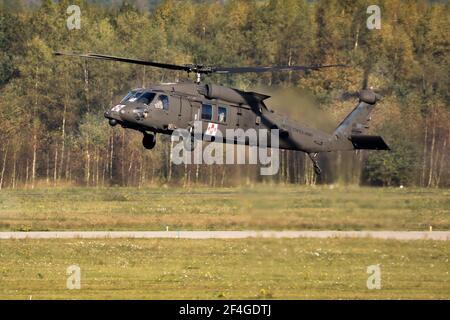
161;95;169;111
154;95;169;111
137;92;156;105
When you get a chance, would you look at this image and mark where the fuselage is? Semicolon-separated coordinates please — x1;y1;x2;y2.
104;81;348;153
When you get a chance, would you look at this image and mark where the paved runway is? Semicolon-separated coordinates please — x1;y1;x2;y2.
0;230;449;241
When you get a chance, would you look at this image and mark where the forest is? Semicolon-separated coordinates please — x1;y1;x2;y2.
0;0;449;188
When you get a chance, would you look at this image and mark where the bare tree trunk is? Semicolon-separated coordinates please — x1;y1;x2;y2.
85;142;91;186
121;131;125;185
46;153;50;185
110;132;114;181
285;151;290;184
84;61;91;186
168;139;174;182
431;108;445;188
435;137;447;187
12;150;16;189
221;165;226;187
284;151;288;184
127;150;134;186
304;154;316;186
151;165;156;185
356;150;364;185
60;101;67;180
65;149;70;181
337;151;342;184
32;133;37;189
287;47;293;85
102;157;107;187
84;61;90;113
210;165;214;186
295;151;299;184
32;66;39;189
96;148;100;187
427;107;436;187
354;24;360;51
138;155;143;188
53;146;58;186
26;159;29;188
421;115;428;187
141;154;146;187
0;146;8;190
68;150;72;182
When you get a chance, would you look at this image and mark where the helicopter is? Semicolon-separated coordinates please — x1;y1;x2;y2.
54;52;390;175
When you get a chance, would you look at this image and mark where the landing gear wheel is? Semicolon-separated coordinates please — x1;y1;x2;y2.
313;163;322;176
183;134;197;152
142;133;156;150
308;153;322;176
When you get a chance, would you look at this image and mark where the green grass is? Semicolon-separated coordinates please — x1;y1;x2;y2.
0;238;448;299
0;186;449;231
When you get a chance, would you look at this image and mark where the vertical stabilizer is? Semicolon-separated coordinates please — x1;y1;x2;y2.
334;90;379;137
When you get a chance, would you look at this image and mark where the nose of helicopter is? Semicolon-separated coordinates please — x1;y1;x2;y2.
104;106;122;126
117;106;135;122
117;105;148;122
104;105;134;124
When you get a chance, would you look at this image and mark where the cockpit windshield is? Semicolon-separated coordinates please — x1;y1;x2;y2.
120;91;156;106
120;90;140;104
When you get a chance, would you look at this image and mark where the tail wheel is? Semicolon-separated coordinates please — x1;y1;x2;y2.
142;133;156;150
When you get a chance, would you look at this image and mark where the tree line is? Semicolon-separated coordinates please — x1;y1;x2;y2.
0;0;449;189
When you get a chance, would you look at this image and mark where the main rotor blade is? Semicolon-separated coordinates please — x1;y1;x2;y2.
212;64;347;74
54;52;347;75
54;52;192;72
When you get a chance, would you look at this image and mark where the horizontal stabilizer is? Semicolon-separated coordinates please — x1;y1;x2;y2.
350;135;390;150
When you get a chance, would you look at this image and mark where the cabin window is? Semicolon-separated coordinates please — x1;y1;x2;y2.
218;106;227;123
154;95;169;110
201;104;212;121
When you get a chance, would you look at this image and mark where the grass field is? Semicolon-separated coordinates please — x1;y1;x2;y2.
0;238;448;299
1;186;448;300
0;186;449;231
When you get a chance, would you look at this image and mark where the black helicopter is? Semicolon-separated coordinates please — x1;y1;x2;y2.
55;52;390;175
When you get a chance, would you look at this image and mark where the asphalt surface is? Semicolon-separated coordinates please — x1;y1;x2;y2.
0;230;449;241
